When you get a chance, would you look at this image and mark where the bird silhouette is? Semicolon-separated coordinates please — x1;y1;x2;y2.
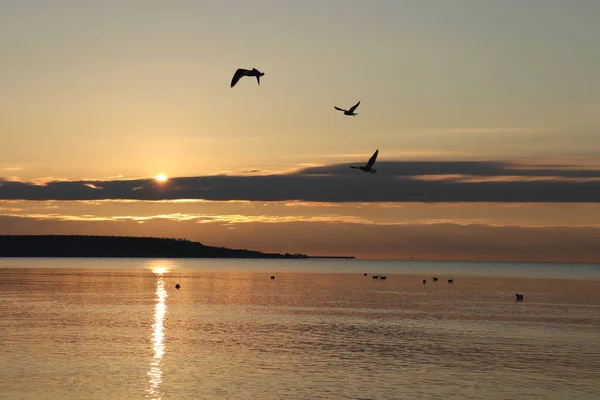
230;68;265;88
334;100;361;116
351;149;379;174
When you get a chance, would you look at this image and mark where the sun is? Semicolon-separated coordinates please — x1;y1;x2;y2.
155;174;168;182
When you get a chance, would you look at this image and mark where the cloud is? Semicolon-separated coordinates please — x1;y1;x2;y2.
0;211;372;225
310;150;454;159
0;161;599;202
3;209;600;229
84;183;104;189
0;207;22;212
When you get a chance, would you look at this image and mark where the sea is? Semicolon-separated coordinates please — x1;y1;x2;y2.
1;258;599;400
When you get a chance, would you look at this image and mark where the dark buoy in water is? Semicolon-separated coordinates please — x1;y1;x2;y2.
270;276;275;280
516;293;524;301
423;279;426;284
175;284;180;289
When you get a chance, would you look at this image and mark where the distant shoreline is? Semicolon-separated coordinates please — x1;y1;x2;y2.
0;235;355;260
0;255;356;260
307;256;356;260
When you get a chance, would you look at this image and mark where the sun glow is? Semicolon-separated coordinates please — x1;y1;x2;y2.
152;267;168;274
155;174;168;182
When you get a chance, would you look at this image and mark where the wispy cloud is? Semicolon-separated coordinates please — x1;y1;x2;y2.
84;183;104;190
410;174;600;183
0;212;371;225
3;210;600;229
0;212;203;223
282;201;344;208
3;176;72;186
0;207;22;212
2;174;128;186
310;150;453;159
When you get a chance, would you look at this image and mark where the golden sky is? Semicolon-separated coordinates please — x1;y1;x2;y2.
1;1;599;260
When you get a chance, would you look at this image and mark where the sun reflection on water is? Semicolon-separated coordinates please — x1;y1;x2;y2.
147;268;167;399
152;267;168;275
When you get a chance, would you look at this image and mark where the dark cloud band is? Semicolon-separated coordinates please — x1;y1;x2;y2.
1;161;599;202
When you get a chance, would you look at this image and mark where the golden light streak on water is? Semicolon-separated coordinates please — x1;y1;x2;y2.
147;268;168;400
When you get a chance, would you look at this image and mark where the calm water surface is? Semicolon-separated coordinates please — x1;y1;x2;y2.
1;258;599;399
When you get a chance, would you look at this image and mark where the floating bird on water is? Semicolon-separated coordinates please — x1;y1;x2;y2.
175;284;180;289
363;273;367;276
351;149;379;174
270;276;275;280
334;100;361;116
516;293;524;301
433;277;439;281
423;279;427;284
448;279;454;283
230;68;265;88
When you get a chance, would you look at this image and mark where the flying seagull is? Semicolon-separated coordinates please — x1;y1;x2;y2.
351;149;378;174
334;100;360;116
230;68;265;88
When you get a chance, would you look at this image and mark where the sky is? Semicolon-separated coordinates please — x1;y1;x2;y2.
1;0;599;261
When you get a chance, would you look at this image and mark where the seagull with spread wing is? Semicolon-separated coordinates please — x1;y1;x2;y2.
230;68;265;88
351;149;379;174
334;100;361;116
